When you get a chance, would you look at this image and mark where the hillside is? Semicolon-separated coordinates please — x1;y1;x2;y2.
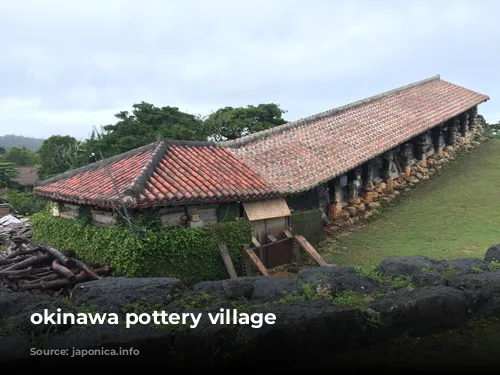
0;134;45;151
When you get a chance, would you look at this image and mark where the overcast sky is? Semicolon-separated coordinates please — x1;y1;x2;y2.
1;0;498;141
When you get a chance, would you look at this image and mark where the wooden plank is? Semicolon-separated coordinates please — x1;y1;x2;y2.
219;244;237;280
294;235;328;267
283;230;293;238
267;234;277;243
251;236;261;248
251;236;293;250
244;248;269;276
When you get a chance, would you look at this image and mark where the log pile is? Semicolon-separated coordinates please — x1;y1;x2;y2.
0;239;110;295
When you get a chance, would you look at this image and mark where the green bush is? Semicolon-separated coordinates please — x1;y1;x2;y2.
31;212;252;284
4;190;47;216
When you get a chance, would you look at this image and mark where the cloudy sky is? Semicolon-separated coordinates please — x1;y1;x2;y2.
1;0;498;141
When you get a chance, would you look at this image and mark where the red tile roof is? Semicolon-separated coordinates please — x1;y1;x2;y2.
34;141;278;208
34;75;489;208
224;75;489;193
34;143;157;207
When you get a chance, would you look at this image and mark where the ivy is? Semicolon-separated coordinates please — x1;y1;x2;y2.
31;212;252;284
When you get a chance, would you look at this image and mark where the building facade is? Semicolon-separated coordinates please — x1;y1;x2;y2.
33;75;489;244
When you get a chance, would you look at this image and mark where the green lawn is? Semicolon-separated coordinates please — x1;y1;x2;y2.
319;139;500;270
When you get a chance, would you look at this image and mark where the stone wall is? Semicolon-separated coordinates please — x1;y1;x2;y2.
2;243;500;369
326;116;488;233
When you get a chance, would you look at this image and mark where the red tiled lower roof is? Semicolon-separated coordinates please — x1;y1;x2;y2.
34;144;156;207
135;145;277;207
33;75;489;208
34;142;278;208
226;76;489;193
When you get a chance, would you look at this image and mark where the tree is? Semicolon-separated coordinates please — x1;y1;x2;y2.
0;147;5;155
4;190;46;215
203;103;287;141
0;161;20;188
86;102;206;158
37;135;82;180
1;146;40;165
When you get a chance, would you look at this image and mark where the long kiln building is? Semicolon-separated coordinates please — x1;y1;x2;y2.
33;75;490;247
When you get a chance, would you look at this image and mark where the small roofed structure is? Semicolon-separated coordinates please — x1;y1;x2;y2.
12;166;37;193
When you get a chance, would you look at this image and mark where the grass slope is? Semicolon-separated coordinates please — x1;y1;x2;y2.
320;139;500;269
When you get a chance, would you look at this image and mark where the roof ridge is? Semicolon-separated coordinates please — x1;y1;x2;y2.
219;74;441;148
36;142;157;187
122;139;170;200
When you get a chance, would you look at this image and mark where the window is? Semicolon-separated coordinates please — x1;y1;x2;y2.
339;175;348;202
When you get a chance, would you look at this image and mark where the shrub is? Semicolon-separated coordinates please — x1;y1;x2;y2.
4;190;47;216
31;212;252;284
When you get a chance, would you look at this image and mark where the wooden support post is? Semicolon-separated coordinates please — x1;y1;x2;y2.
251;236;261;248
327;178;342;220
432;124;445;156
283;230;301;263
243;244;253;277
244;248;269;276
294;235;329;266
219;244;237;280
251;236;263;262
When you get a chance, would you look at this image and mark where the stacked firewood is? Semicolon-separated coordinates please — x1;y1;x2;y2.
0;239;110;295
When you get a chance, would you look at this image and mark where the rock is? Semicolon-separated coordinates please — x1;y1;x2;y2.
348;198;361;205
221;279;255;300
422;175;430;180
0;335;32;363
361;211;372;219
340;211;351;220
448;271;500;316
370;286;470;339
351;216;360;223
71;277;185;313
393;190;400;196
378;182;387;190
0;292;62;335
356;203;366;212
377;256;489;288
377;255;446;287
299;266;381;294
447;258;489;276
416;173;423;180
410;177;419;184
485;244;500;262
43;324;174;364
251;277;303;302
363;192;374;203
368;202;381;210
344;206;357;217
332;219;345;227
364;180;375;192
